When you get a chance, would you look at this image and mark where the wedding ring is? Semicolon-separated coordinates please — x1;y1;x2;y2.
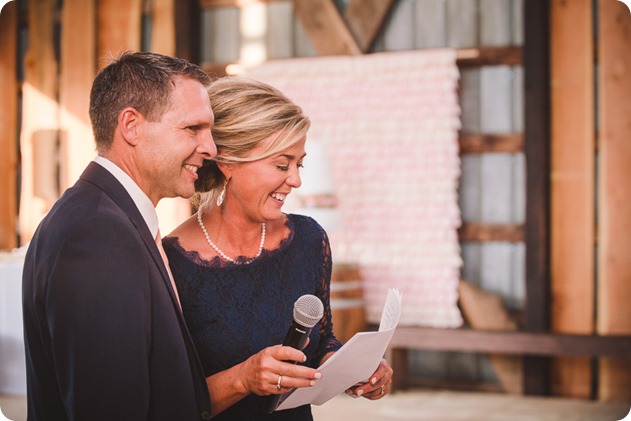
380;384;385;395
277;375;283;390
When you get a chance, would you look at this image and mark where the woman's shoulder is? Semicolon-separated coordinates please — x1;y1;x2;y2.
287;213;328;241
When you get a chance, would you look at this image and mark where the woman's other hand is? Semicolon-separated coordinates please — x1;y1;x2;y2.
344;358;393;400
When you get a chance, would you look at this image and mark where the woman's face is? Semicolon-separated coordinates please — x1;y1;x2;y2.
224;135;307;224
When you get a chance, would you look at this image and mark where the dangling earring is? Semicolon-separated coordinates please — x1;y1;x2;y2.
216;178;228;207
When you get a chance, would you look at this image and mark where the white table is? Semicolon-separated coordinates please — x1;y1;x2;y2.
0;251;27;395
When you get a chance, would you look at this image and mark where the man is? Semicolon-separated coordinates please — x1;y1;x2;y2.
22;51;216;420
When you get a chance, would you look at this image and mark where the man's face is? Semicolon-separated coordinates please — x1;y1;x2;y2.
138;77;216;205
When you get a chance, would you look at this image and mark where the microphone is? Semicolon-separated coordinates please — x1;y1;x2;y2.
261;294;324;413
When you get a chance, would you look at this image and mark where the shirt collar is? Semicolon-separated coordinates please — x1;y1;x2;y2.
94;156;160;239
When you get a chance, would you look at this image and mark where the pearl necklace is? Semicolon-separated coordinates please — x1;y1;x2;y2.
196;207;266;265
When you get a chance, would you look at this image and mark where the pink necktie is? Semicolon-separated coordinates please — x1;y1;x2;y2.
155;230;182;310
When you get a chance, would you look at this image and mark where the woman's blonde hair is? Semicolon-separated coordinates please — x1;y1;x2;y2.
195;76;310;207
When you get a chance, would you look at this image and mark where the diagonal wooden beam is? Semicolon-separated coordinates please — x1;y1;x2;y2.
343;0;396;53
293;0;361;56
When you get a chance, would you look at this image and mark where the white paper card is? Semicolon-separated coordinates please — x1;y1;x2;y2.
277;288;402;410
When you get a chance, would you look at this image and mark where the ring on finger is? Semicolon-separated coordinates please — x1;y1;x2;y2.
277;375;283;390
380;384;385;395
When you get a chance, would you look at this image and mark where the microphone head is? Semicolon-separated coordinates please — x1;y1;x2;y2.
293;294;324;328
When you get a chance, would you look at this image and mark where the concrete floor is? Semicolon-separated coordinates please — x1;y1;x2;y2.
2;390;630;421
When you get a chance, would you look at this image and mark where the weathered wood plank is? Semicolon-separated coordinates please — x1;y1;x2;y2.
0;1;18;250
266;1;294;59
414;0;448;49
19;0;60;245
389;327;631;359
458;223;524;243
459;133;523;154
456;46;522;67
97;0;142;69
380;0;414;51
59;0;96;193
344;0;396;53
597;0;631;403
293;0;361;55
550;0;595;399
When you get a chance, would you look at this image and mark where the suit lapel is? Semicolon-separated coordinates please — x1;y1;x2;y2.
79;162;182;313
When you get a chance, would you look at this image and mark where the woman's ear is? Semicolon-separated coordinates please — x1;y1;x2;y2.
216;162;234;180
118;107;143;146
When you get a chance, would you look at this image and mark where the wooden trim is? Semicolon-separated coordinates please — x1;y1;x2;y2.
523;0;552;395
456;46;523;67
459;133;523;154
0;1;18;250
389;327;631;359
343;0;396;53
458;223;524;243
200;0;280;7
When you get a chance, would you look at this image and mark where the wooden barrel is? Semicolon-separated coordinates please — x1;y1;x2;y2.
330;263;366;343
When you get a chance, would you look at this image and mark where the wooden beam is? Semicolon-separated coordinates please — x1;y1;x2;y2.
456;46;523;67
597;0;631;403
458;223;524;243
343;0;396;53
0;1;18;250
97;0;142;69
175;0;201;63
19;0;60;245
459;133;523;154
293;0;361;56
59;0;96;192
389;328;631;359
550;0;595;400
523;0;552;396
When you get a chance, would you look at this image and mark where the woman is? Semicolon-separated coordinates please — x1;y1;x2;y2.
163;77;393;420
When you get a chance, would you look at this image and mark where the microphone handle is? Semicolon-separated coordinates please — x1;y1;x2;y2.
261;322;313;413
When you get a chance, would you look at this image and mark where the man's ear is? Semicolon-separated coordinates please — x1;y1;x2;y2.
118;107;143;146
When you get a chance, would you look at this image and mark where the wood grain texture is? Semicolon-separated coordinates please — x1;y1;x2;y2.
344;0;396;52
59;0;96;192
597;0;631;403
19;0;60;244
549;0;595;399
0;1;18;250
97;0;142;69
293;0;361;55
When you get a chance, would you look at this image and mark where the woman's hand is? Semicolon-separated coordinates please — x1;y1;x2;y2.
344;358;393;400
236;344;321;396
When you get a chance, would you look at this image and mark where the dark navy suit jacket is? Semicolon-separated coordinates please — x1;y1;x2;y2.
22;162;211;420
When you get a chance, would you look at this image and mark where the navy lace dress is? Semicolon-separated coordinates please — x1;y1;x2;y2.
163;214;342;420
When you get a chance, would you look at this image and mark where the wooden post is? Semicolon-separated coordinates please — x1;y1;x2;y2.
19;0;60;245
0;1;18;250
597;0;631;403
97;0;142;69
59;0;97;192
549;0;595;399
523;0;552;395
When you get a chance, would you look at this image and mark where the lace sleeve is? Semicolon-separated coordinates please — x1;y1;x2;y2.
312;226;342;365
